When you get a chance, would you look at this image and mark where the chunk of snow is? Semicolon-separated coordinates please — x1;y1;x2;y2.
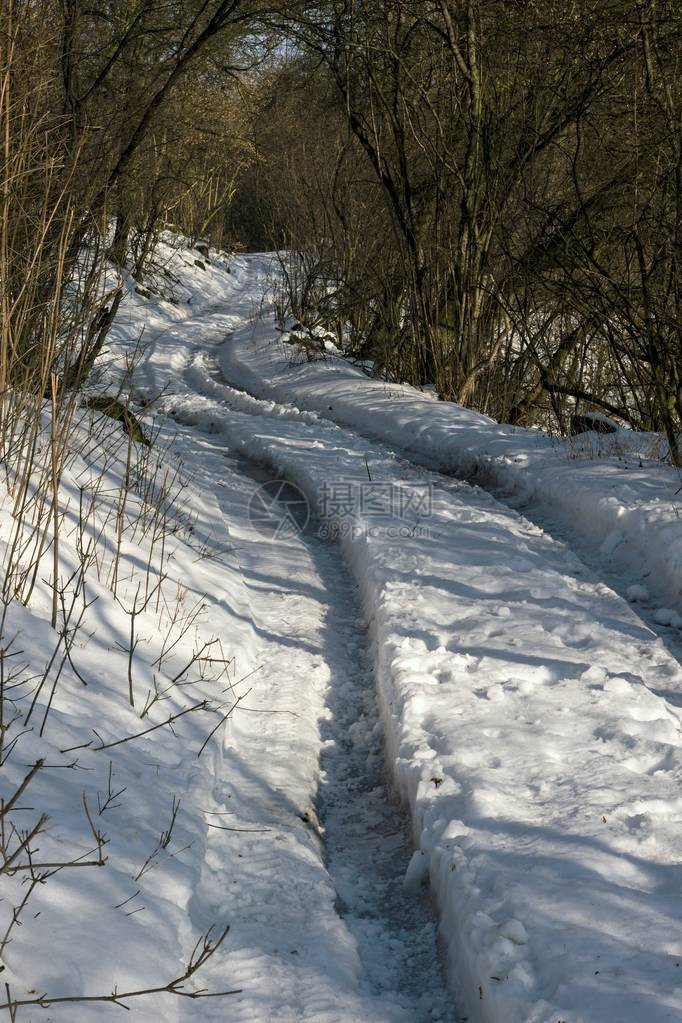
600;529;625;555
403;850;430;892
653;607;682;628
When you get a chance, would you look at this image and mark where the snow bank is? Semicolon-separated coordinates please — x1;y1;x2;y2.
221;313;682;616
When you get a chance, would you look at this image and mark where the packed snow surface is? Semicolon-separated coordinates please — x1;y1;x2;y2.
4;239;682;1023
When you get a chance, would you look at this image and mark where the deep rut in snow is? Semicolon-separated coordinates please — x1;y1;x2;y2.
216;449;457;1021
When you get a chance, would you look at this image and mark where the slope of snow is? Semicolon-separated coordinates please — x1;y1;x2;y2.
9;237;682;1023
0;239;453;1022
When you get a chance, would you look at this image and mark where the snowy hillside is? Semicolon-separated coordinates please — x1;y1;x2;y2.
3;236;682;1023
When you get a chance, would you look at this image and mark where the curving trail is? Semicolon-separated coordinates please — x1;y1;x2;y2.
107;250;682;1023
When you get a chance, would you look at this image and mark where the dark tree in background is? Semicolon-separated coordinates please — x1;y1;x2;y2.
2;0;681;456
236;0;682;459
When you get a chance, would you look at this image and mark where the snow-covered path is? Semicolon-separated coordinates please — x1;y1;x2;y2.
105;247;682;1023
108;261;456;1021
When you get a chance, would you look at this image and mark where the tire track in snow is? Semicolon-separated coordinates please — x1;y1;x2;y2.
155;403;457;1020
176;338;682;741
265;473;457;1021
